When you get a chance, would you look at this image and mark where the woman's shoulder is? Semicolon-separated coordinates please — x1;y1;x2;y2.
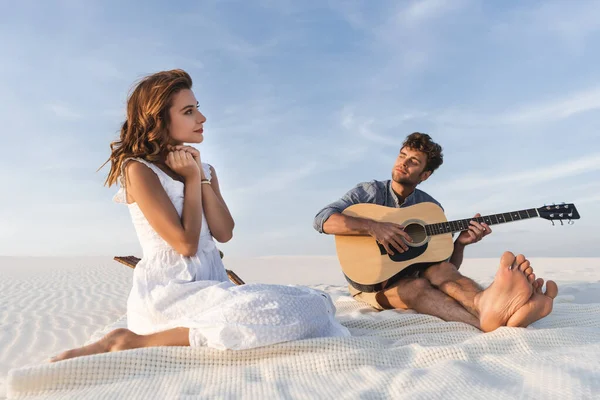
120;158;167;188
123;157;156;171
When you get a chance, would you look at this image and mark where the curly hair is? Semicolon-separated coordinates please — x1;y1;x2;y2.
101;69;193;187
402;132;443;173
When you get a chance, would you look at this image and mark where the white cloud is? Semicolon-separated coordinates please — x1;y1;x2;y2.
402;0;468;25
489;0;600;56
503;87;600;124
437;153;600;193
432;86;600;128
340;108;390;145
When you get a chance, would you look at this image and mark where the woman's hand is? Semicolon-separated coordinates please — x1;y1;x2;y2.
165;150;200;181
168;145;205;179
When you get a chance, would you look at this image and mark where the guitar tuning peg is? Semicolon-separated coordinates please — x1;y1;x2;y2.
551;220;555;226
560;220;564;226
568;219;575;225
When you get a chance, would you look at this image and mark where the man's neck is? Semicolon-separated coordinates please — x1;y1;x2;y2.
391;181;416;200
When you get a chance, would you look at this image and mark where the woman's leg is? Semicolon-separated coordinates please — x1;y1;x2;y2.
50;327;190;362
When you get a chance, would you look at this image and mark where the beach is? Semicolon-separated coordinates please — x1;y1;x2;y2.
2;255;600;398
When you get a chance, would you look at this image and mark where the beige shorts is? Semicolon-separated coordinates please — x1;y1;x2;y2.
348;285;387;311
347;265;431;311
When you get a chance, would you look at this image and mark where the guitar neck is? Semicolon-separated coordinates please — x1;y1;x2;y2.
425;208;540;236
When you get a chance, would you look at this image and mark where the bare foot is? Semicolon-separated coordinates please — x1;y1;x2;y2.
50;328;140;362
474;252;534;332
507;278;559;327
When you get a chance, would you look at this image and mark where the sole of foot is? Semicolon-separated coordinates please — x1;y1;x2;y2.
475;251;534;332
507;278;558;328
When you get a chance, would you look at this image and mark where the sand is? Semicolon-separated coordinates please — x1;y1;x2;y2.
1;255;599;399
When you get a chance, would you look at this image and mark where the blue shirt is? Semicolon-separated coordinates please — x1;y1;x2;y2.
313;180;443;233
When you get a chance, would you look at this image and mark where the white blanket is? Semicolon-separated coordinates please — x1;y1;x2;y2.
8;285;600;399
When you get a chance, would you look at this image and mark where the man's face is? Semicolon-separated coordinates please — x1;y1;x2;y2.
392;147;430;186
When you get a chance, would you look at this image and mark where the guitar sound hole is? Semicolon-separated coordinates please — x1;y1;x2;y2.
404;223;427;244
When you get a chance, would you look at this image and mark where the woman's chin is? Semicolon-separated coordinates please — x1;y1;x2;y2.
187;136;204;144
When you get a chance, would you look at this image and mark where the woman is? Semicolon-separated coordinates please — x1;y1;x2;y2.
52;69;348;361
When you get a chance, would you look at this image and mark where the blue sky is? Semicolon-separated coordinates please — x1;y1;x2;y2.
1;0;599;258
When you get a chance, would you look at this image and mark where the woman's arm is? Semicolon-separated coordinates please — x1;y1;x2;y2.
125;152;203;256
202;165;235;243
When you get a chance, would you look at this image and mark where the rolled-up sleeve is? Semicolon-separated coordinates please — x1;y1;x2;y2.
313;182;377;234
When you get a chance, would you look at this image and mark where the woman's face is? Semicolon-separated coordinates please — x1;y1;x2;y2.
167;89;206;144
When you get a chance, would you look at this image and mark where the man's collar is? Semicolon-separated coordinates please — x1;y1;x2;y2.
389;181;416;207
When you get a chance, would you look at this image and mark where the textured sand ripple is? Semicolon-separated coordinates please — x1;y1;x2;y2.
0;257;132;399
1;256;599;399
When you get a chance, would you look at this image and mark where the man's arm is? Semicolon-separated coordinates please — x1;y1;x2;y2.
449;242;466;269
313;183;375;234
322;213;375;235
313;183;412;254
449;213;491;269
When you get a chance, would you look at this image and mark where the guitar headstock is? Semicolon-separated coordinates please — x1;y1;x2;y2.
537;203;580;225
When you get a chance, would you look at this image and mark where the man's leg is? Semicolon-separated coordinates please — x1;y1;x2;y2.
422;262;485;317
378;278;481;329
422;255;536;318
418;251;537;332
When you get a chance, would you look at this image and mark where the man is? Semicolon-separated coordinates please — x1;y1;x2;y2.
313;132;558;332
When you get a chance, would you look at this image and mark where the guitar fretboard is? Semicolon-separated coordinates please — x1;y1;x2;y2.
424;208;539;236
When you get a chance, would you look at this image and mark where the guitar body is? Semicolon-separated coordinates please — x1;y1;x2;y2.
335;202;454;288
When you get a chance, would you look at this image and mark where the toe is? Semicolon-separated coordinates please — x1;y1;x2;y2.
519;260;531;273
515;253;527;265
50;350;72;363
500;251;516;268
545;280;559;299
523;265;533;276
534;278;544;292
527;273;536;283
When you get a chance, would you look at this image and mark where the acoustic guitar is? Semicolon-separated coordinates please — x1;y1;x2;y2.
335;202;580;290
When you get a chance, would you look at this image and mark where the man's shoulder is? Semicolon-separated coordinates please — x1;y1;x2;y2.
345;180;388;203
413;188;443;209
354;179;388;190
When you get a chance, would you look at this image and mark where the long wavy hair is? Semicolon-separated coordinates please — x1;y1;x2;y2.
102;69;193;187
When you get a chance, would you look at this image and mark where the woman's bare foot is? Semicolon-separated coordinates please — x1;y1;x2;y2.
474;252;534;332
507;278;559;327
50;328;141;362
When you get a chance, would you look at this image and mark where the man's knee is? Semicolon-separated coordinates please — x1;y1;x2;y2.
424;262;460;282
407;277;433;292
396;278;433;307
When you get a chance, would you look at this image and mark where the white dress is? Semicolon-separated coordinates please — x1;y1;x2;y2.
114;158;349;350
